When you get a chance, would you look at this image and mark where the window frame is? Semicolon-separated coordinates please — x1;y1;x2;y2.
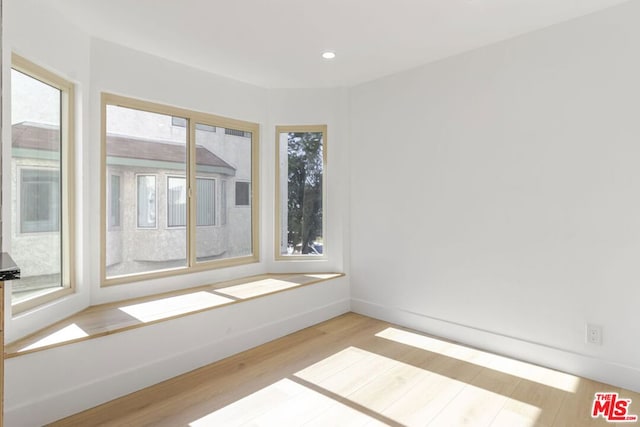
101;93;260;286
10;53;76;313
274;125;327;261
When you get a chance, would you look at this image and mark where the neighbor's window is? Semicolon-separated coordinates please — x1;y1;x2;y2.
20;168;60;233
196;178;216;227
235;182;250;206
167;176;187;228
136;175;157;229
275;125;326;258
10;54;75;310
103;93;259;285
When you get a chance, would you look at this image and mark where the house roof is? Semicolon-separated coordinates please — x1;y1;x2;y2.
12;122;236;172
106;134;235;171
12;122;60;151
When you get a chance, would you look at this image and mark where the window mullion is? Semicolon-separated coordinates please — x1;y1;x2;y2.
187;119;197;267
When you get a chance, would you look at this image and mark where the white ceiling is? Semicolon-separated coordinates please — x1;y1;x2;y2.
49;0;631;89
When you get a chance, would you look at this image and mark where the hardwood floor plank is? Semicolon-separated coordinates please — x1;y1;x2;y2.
50;313;638;427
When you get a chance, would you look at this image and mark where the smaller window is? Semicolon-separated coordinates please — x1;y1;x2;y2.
109;174;121;228
196;178;216;226
276;125;326;258
235;181;250;206
167;176;187;228
20;168;60;233
196;123;216;133
137;175;157;228
225;128;251;138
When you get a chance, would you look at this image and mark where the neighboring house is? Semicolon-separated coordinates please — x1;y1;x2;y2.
11;122;62;292
12;121;253;285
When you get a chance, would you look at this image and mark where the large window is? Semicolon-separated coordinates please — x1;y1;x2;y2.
10;54;75;310
102;93;259;285
275;125;326;258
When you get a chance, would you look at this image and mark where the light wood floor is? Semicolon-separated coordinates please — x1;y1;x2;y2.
51;313;639;426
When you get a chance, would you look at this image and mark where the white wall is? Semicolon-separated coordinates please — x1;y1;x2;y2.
2;3;351;425
350;0;640;392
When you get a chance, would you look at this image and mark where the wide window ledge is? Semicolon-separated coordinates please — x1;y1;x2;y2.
5;272;344;358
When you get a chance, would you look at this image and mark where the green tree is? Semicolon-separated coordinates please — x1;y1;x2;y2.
287;132;323;254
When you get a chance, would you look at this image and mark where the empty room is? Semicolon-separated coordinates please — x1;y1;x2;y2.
1;0;639;425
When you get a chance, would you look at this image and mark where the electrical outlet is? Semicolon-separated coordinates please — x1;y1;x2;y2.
586;324;603;345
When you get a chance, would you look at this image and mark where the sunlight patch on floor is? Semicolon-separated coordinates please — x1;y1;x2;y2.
188;378;384;427
119;291;233;322
294;346;536;426
19;323;89;351
376;327;579;393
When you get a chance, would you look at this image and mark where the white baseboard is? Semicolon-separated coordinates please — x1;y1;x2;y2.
5;297;351;426
351;298;640;394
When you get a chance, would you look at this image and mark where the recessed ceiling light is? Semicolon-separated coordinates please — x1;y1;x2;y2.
322;51;336;60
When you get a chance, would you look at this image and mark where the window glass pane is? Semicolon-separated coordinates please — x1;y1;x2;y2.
167;176;186;227
278;130;324;256
195;125;253;262
106;105;187;278
11;68;63;300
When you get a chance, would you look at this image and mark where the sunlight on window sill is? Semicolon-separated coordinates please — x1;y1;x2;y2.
215;278;303;299
19;323;88;352
118;291;233;323
375;327;580;393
